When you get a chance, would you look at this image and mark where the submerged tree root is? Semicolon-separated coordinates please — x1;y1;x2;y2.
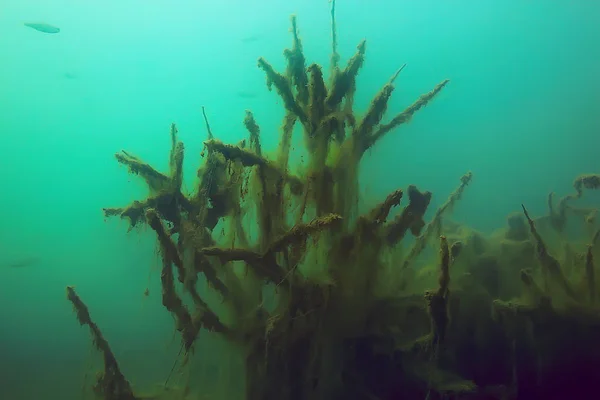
62;1;600;396
80;3;467;400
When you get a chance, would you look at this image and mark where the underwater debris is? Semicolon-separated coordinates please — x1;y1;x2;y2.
586;228;599;305
202;213;342;285
365;189;403;226
449;240;463;263
547;173;600;232
204;139;265;168
519;268;545;305
102;124;194;230
522;204;577;301
201;106;214;140
593;229;600;247
385;185;432;246
329;0;339;73
574;173;600;195
585;245;595;304
361;79;450;154
146;208;226;351
426;236;451;346
24;22;60;34
493;293;600;330
66;286;138;400
485;193;600;398
402;171;472;269
505;211;529;241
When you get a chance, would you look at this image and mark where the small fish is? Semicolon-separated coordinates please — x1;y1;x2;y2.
236;90;258;99
240;34;261;44
24;22;60;34
3;256;40;268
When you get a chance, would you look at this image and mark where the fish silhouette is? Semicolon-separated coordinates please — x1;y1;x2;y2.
2;256;40;268
24;22;60;34
240;34;261;44
237;90;258;99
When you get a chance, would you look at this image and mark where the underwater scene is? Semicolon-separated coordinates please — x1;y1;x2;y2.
1;0;600;399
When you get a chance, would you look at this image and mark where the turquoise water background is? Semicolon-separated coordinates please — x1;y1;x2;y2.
1;0;599;398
